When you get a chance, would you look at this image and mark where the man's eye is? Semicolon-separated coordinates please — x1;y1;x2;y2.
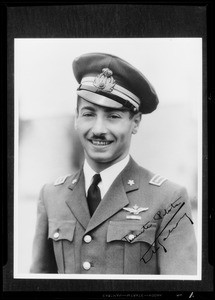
82;113;94;117
108;114;121;119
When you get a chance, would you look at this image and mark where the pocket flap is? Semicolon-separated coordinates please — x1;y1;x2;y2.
48;219;76;242
107;221;156;245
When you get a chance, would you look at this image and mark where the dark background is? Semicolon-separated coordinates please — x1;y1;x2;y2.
1;0;214;298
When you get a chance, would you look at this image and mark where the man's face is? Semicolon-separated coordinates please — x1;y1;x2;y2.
75;98;141;170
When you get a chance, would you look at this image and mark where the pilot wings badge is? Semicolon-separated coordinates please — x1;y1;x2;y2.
123;204;149;220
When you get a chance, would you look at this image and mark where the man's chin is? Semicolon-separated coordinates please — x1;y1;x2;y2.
88;154;112;163
86;152;117;165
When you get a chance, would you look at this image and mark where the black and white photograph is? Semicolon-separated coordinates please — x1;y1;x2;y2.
14;38;202;280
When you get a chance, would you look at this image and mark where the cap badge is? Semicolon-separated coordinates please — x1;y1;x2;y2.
93;68;116;92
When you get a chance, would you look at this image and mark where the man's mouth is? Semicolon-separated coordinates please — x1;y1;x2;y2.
89;139;113;146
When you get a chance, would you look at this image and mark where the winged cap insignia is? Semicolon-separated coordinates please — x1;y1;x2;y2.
123;204;148;215
93;68;116;92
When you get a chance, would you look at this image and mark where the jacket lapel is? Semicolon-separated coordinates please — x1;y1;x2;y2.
85;157;140;234
121;157;140;193
65;170;90;229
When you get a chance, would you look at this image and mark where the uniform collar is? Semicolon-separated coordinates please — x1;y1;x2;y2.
66;156;140;231
83;155;130;198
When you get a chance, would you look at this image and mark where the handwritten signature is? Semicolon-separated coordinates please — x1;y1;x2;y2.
121;196;194;263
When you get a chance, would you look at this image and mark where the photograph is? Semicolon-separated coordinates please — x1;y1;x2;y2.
14;38;202;280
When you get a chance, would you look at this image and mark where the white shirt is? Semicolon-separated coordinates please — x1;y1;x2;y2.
83;155;130;199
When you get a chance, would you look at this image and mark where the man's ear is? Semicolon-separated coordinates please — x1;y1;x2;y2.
132;112;142;134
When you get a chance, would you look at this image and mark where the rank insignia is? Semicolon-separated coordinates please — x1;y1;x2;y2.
54;174;71;186
149;174;167;186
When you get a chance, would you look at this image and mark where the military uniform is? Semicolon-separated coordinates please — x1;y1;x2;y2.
30;157;197;274
30;52;197;274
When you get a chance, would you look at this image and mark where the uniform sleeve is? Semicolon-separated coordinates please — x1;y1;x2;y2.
30;186;58;273
157;187;197;275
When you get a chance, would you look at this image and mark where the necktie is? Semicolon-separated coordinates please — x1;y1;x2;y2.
87;173;101;216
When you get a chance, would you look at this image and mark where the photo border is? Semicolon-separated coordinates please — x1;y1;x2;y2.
3;1;214;298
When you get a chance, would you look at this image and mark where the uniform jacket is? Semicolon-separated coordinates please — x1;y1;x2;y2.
30;158;197;274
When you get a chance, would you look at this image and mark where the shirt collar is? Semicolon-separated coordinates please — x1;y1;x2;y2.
83;155;130;198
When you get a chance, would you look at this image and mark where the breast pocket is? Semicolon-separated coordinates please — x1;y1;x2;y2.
48;219;76;242
48;220;76;273
107;221;157;274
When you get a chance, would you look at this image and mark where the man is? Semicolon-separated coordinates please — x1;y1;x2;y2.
30;53;197;274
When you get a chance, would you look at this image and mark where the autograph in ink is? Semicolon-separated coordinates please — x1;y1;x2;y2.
121;196;194;263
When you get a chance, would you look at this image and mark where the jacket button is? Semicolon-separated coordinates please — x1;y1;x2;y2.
83;261;91;270
53;232;59;239
84;235;92;243
128;234;135;241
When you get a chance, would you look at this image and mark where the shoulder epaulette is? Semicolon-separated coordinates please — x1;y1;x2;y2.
54;174;71;186
149;174;167;186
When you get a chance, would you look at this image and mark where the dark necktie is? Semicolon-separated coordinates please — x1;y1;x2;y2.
87;174;102;216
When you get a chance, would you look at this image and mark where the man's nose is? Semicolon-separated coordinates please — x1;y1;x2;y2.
91;117;107;135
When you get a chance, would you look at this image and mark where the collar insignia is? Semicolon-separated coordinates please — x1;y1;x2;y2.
127;179;135;186
72;178;77;184
123;204;148;215
93;68;116;92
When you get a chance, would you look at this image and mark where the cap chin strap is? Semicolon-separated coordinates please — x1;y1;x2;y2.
80;76;140;110
78;84;139;112
77;90;122;109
